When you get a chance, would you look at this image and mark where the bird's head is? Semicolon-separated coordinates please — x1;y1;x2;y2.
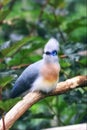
43;38;59;63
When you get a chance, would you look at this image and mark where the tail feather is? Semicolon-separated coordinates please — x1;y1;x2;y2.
10;79;28;98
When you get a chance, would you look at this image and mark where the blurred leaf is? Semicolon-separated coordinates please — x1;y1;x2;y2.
31;112;54;119
60;59;71;68
0;76;14;88
62;104;77;124
75;110;87;123
57;95;67;112
64;17;87;33
1;0;11;6
0;36;44;57
0;9;10;22
0;98;21;112
0;63;6;70
79;57;87;65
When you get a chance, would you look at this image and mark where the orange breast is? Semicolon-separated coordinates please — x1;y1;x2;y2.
40;63;60;82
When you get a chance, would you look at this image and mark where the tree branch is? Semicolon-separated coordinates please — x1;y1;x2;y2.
0;75;87;130
43;123;87;130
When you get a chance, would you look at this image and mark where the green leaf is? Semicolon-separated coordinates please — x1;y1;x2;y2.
79;57;87;65
0;63;6;70
0;36;44;57
2;0;11;6
0;98;21;112
0;76;14;88
60;59;71;68
0;9;10;21
64;17;87;33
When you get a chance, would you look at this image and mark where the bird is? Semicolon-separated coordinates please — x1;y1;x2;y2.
10;38;60;98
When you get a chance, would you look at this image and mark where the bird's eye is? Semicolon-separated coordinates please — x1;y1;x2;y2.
51;50;57;56
44;51;51;55
44;50;57;56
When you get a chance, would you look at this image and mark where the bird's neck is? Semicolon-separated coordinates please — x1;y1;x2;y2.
43;56;58;64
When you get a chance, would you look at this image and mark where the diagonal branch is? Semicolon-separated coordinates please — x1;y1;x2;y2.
43;123;87;130
0;75;87;130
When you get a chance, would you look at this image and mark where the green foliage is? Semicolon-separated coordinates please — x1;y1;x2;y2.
0;76;14;88
0;36;44;57
0;0;87;129
0;98;21;112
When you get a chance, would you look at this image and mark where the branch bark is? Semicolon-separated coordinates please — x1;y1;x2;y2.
43;123;87;130
0;75;87;130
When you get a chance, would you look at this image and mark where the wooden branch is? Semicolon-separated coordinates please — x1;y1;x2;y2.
0;75;87;130
42;123;87;130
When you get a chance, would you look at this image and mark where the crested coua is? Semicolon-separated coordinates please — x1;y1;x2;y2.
10;38;60;98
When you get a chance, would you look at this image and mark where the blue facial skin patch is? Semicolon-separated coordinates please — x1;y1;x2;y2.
51;50;57;56
44;50;57;56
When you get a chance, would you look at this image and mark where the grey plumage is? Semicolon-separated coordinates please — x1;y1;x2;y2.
10;60;44;98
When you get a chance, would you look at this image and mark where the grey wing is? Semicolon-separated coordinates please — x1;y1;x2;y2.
10;60;43;98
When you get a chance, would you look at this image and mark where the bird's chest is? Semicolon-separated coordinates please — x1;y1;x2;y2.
31;63;60;92
40;63;59;82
